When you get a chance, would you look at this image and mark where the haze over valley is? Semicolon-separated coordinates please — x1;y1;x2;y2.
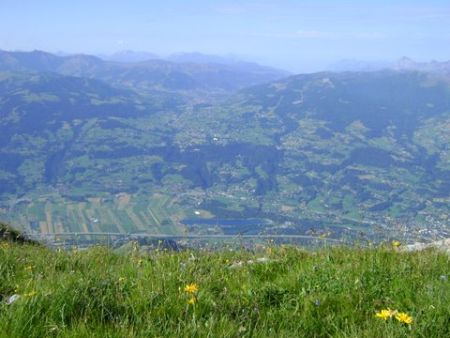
0;49;449;245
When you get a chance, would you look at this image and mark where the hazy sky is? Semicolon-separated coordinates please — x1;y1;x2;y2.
1;0;450;72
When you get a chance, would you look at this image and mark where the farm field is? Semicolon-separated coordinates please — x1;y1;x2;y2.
2;192;185;235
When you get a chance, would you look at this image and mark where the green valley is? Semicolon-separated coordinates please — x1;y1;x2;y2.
0;51;449;243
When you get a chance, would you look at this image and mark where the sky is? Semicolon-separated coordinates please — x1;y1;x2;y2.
1;0;450;72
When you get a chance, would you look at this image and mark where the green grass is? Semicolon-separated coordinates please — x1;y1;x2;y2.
0;242;448;337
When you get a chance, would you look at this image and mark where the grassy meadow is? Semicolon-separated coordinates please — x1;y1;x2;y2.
0;240;449;337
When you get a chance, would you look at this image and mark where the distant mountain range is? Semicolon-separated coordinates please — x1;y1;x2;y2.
98;50;245;65
0;50;290;93
0;50;449;241
99;50;160;63
329;57;450;76
394;57;450;76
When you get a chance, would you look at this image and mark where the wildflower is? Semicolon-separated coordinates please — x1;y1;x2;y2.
24;290;37;297
439;275;448;281
184;283;199;294
375;308;397;320
187;296;196;305
392;240;401;248
395;312;413;324
25;265;33;271
118;277;126;283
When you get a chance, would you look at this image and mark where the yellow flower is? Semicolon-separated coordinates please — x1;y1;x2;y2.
395;312;413;324
184;283;199;294
25;265;33;271
392;240;401;247
375;308;397;320
24;290;37;297
187;296;196;305
118;277;126;283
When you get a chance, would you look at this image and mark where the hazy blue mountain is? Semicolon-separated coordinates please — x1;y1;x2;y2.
328;59;391;72
0;50;289;93
393;57;450;76
0;50;105;73
237;71;450;135
101;50;160;63
329;57;450;77
166;52;241;65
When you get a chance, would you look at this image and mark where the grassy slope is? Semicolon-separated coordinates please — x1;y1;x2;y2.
0;242;448;338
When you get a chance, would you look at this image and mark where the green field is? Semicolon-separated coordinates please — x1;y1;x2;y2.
3;192;185;235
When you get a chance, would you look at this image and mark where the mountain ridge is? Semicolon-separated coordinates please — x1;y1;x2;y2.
329;57;450;76
0;50;289;93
